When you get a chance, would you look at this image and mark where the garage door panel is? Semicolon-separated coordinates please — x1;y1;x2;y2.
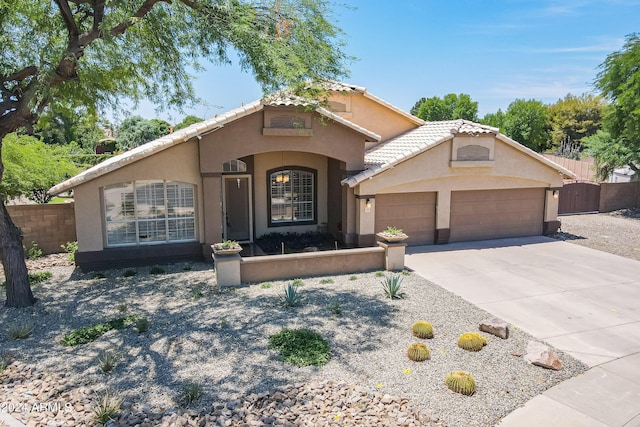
375;192;436;246
450;188;544;243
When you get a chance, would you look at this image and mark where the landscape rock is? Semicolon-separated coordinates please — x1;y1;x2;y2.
479;317;510;339
524;341;563;370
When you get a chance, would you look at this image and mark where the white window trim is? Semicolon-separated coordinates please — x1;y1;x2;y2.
104;180;196;247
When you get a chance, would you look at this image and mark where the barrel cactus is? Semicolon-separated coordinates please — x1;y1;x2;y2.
407;342;431;362
445;371;476;395
411;321;434;339
457;332;487;352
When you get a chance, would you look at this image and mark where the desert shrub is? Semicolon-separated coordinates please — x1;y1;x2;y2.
8;322;33;340
61;315;139;346
123;269;137;277
61;241;78;261
292;278;304;287
28;271;52;284
135;317;150;333
25;242;43;260
268;328;330;367
179;382;203;406
149;265;165;275
93;391;122;424
319;278;334;284
97;350;120;373
260;282;272;289
328;298;342;315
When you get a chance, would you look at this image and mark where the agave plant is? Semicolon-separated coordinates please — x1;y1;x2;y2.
381;274;406;299
281;283;303;307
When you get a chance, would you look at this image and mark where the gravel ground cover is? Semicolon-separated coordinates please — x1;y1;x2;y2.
1;260;586;426
553;208;640;261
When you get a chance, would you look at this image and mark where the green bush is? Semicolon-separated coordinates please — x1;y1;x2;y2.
61;315;139;346
8;322;33;340
149;265;165;275
61;241;78;261
25;242;43;260
123;269;137;277
268;328;330;367
28;271;52;284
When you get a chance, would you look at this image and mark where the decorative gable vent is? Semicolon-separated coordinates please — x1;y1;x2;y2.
270;115;306;129
457;145;490;161
328;101;347;112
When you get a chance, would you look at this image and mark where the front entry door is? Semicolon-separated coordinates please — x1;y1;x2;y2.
223;175;253;242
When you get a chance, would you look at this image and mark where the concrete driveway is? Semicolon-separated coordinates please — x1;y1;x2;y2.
405;236;640;427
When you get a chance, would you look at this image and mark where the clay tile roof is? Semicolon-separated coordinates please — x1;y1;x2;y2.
363;119;493;168
49;95;380;195
343;119;573;187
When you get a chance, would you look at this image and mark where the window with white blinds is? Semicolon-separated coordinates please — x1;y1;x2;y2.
104;181;196;246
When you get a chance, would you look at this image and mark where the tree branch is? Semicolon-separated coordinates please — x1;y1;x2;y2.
1;67;38;86
109;0;166;37
54;0;80;38
93;0;105;33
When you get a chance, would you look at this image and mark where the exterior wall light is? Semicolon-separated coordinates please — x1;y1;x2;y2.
552;190;559;199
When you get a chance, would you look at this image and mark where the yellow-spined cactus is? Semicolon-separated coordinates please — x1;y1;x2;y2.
411;321;434;339
445;371;476;395
407;342;431;362
457;332;487;352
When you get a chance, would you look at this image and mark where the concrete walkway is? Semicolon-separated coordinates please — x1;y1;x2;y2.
405;236;640;427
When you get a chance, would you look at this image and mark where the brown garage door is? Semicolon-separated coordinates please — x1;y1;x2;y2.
375;192;436;245
450;188;545;243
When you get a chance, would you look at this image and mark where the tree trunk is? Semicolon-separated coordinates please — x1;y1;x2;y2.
0;197;35;307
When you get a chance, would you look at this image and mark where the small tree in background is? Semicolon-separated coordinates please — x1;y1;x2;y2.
503;99;550;152
584;33;640;180
1;134;79;203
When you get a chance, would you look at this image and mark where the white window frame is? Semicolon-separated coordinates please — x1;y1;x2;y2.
103;180;196;247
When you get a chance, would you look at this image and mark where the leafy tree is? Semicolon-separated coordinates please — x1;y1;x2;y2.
1;134;79;203
115;116;161;150
175;115;205;131
480;109;505;131
503;99;550;152
411;94;478;122
410;97;426;116
35;106;106;152
547;93;606;152
149;118;172;137
584;33;640;180
0;0;349;307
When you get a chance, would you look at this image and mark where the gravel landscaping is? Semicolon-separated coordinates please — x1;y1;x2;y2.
1;259;587;426
554;208;640;261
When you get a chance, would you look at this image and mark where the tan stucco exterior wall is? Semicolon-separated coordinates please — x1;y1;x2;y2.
355;136;566;232
328;92;419;142
74;141;203;252
199;108;366;173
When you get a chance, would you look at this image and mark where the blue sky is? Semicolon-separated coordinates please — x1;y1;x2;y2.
134;0;640;124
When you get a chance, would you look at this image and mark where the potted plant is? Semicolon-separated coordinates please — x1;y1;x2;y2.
211;239;242;255
376;226;409;243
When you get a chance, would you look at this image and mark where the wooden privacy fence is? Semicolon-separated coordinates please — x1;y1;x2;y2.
558;182;601;214
559;181;639;214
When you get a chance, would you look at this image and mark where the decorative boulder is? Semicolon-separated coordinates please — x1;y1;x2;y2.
524;341;563;370
479;317;509;339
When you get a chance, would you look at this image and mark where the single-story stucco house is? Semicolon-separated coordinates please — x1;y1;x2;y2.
50;82;575;270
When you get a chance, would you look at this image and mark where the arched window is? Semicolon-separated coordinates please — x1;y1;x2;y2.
268;168;316;226
104;180;196;246
223;159;247;172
